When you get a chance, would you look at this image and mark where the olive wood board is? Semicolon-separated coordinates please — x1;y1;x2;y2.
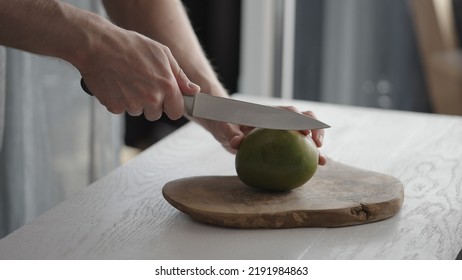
162;160;404;228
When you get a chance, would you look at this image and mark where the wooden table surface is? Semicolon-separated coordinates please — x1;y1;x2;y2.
0;95;461;259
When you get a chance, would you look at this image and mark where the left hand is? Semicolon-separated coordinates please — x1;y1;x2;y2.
195;107;327;166
193;118;250;154
298;110;327;166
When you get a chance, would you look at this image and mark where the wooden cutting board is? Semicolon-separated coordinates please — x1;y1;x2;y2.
162;160;404;228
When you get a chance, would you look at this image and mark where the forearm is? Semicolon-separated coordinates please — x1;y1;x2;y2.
102;0;228;97
0;0;113;71
0;0;202;121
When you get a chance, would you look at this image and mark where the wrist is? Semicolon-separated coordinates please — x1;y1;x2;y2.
61;9;115;74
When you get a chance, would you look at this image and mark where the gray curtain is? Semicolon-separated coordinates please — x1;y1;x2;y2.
0;47;6;236
0;47;5;151
294;0;430;112
0;0;122;238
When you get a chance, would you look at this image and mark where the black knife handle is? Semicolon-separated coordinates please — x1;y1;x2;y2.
80;78;93;96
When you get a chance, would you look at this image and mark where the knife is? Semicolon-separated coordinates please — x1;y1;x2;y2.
80;78;330;130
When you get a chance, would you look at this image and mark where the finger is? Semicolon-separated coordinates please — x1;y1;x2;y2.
87;76;138;116
195;116;252;154
227;135;243;154
99;95;125;115
123;92;144;117
319;153;327;166
163;46;200;95
302;111;324;147
143;103;163;121
127;110;143;117
279;106;312;136
240;125;255;135
176;68;201;94
206;122;244;154
280;105;299;113
161;82;184;120
223;129;245;154
308;125;324;147
160;47;191;120
105;104;125;115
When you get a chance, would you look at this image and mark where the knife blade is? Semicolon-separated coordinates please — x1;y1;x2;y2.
183;93;330;130
80;78;329;130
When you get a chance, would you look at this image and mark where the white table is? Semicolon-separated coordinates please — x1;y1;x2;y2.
0;95;461;259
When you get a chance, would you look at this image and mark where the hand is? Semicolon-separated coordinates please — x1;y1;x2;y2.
196;107;327;166
78;28;200;120
194;118;250;154
298;110;327;166
270;108;326;165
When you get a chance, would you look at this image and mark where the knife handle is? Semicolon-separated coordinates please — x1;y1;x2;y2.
81;78;195;116
80;78;93;96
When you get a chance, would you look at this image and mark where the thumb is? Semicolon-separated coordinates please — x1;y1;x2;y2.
175;68;201;95
223;125;245;154
163;46;201;95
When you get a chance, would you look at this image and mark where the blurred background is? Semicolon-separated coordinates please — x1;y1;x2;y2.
0;0;461;238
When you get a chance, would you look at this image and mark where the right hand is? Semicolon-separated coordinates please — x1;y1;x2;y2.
78;28;200;120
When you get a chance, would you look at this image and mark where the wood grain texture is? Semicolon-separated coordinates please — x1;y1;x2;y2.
163;160;404;228
0;95;461;259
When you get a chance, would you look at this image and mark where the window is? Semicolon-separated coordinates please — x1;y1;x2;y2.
240;0;431;112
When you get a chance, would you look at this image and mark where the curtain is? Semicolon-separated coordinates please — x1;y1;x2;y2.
292;0;431;112
0;47;6;237
0;0;122;238
0;47;5;151
455;0;462;45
